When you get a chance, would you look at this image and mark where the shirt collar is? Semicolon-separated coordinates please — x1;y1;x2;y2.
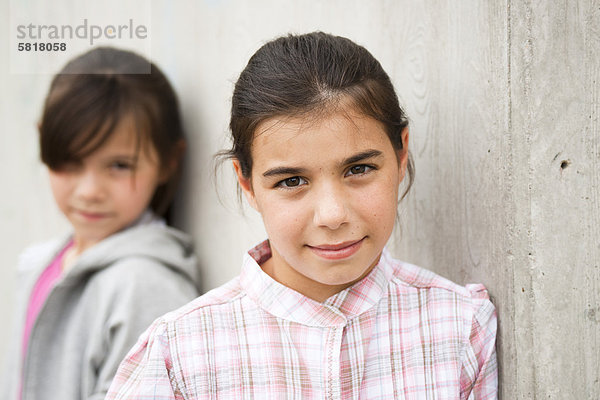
240;240;396;327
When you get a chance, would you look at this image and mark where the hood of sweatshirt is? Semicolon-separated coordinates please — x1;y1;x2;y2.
19;211;200;291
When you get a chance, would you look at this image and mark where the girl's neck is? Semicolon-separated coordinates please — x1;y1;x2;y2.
60;242;78;272
61;238;92;272
261;253;375;303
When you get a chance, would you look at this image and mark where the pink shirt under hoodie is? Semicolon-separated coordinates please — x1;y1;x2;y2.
22;242;72;359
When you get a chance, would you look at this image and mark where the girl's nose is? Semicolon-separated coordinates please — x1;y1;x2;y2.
75;170;105;202
313;185;349;230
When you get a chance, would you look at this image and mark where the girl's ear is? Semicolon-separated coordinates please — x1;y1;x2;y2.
232;159;259;211
397;127;409;184
159;139;186;183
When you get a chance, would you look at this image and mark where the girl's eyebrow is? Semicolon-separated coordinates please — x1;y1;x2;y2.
263;166;307;177
342;150;383;166
262;150;383;178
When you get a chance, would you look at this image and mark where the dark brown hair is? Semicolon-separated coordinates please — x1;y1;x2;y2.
221;31;414;199
39;47;185;218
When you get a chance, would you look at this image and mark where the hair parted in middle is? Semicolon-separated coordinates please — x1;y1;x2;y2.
221;31;414;200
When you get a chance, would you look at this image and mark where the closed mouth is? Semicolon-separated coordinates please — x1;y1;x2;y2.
307;237;365;260
74;209;111;220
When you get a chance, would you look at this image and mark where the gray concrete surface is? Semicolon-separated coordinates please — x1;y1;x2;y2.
1;0;598;398
394;1;600;398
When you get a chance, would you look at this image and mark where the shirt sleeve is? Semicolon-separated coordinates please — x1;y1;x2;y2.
105;319;183;400
460;284;498;400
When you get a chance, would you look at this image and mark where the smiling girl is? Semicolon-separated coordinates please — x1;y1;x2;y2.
107;32;497;399
1;47;200;400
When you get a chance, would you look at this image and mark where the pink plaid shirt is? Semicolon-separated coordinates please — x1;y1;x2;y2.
107;241;497;399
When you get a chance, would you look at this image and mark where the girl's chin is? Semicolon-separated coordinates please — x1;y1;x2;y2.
306;262;373;285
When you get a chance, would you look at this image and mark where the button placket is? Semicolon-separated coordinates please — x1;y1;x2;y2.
325;324;345;400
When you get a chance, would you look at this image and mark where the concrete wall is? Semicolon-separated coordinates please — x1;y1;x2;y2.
1;0;598;398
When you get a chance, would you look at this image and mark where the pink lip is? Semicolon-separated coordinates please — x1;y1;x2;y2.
75;210;110;221
307;238;365;260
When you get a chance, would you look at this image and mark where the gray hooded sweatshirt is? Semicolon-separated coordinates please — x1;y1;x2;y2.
1;214;201;400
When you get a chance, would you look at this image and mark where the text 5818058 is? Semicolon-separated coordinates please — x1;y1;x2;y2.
18;42;66;51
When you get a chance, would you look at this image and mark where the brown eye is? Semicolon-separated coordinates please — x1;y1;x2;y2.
114;162;132;170
110;160;135;172
277;176;307;188
284;177;300;186
350;165;366;174
346;164;373;176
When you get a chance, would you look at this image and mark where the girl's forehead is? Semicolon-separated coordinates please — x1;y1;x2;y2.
80;115;156;161
250;110;392;167
101;125;138;151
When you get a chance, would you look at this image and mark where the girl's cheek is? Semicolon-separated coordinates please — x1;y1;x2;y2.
362;185;397;218
263;200;305;232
